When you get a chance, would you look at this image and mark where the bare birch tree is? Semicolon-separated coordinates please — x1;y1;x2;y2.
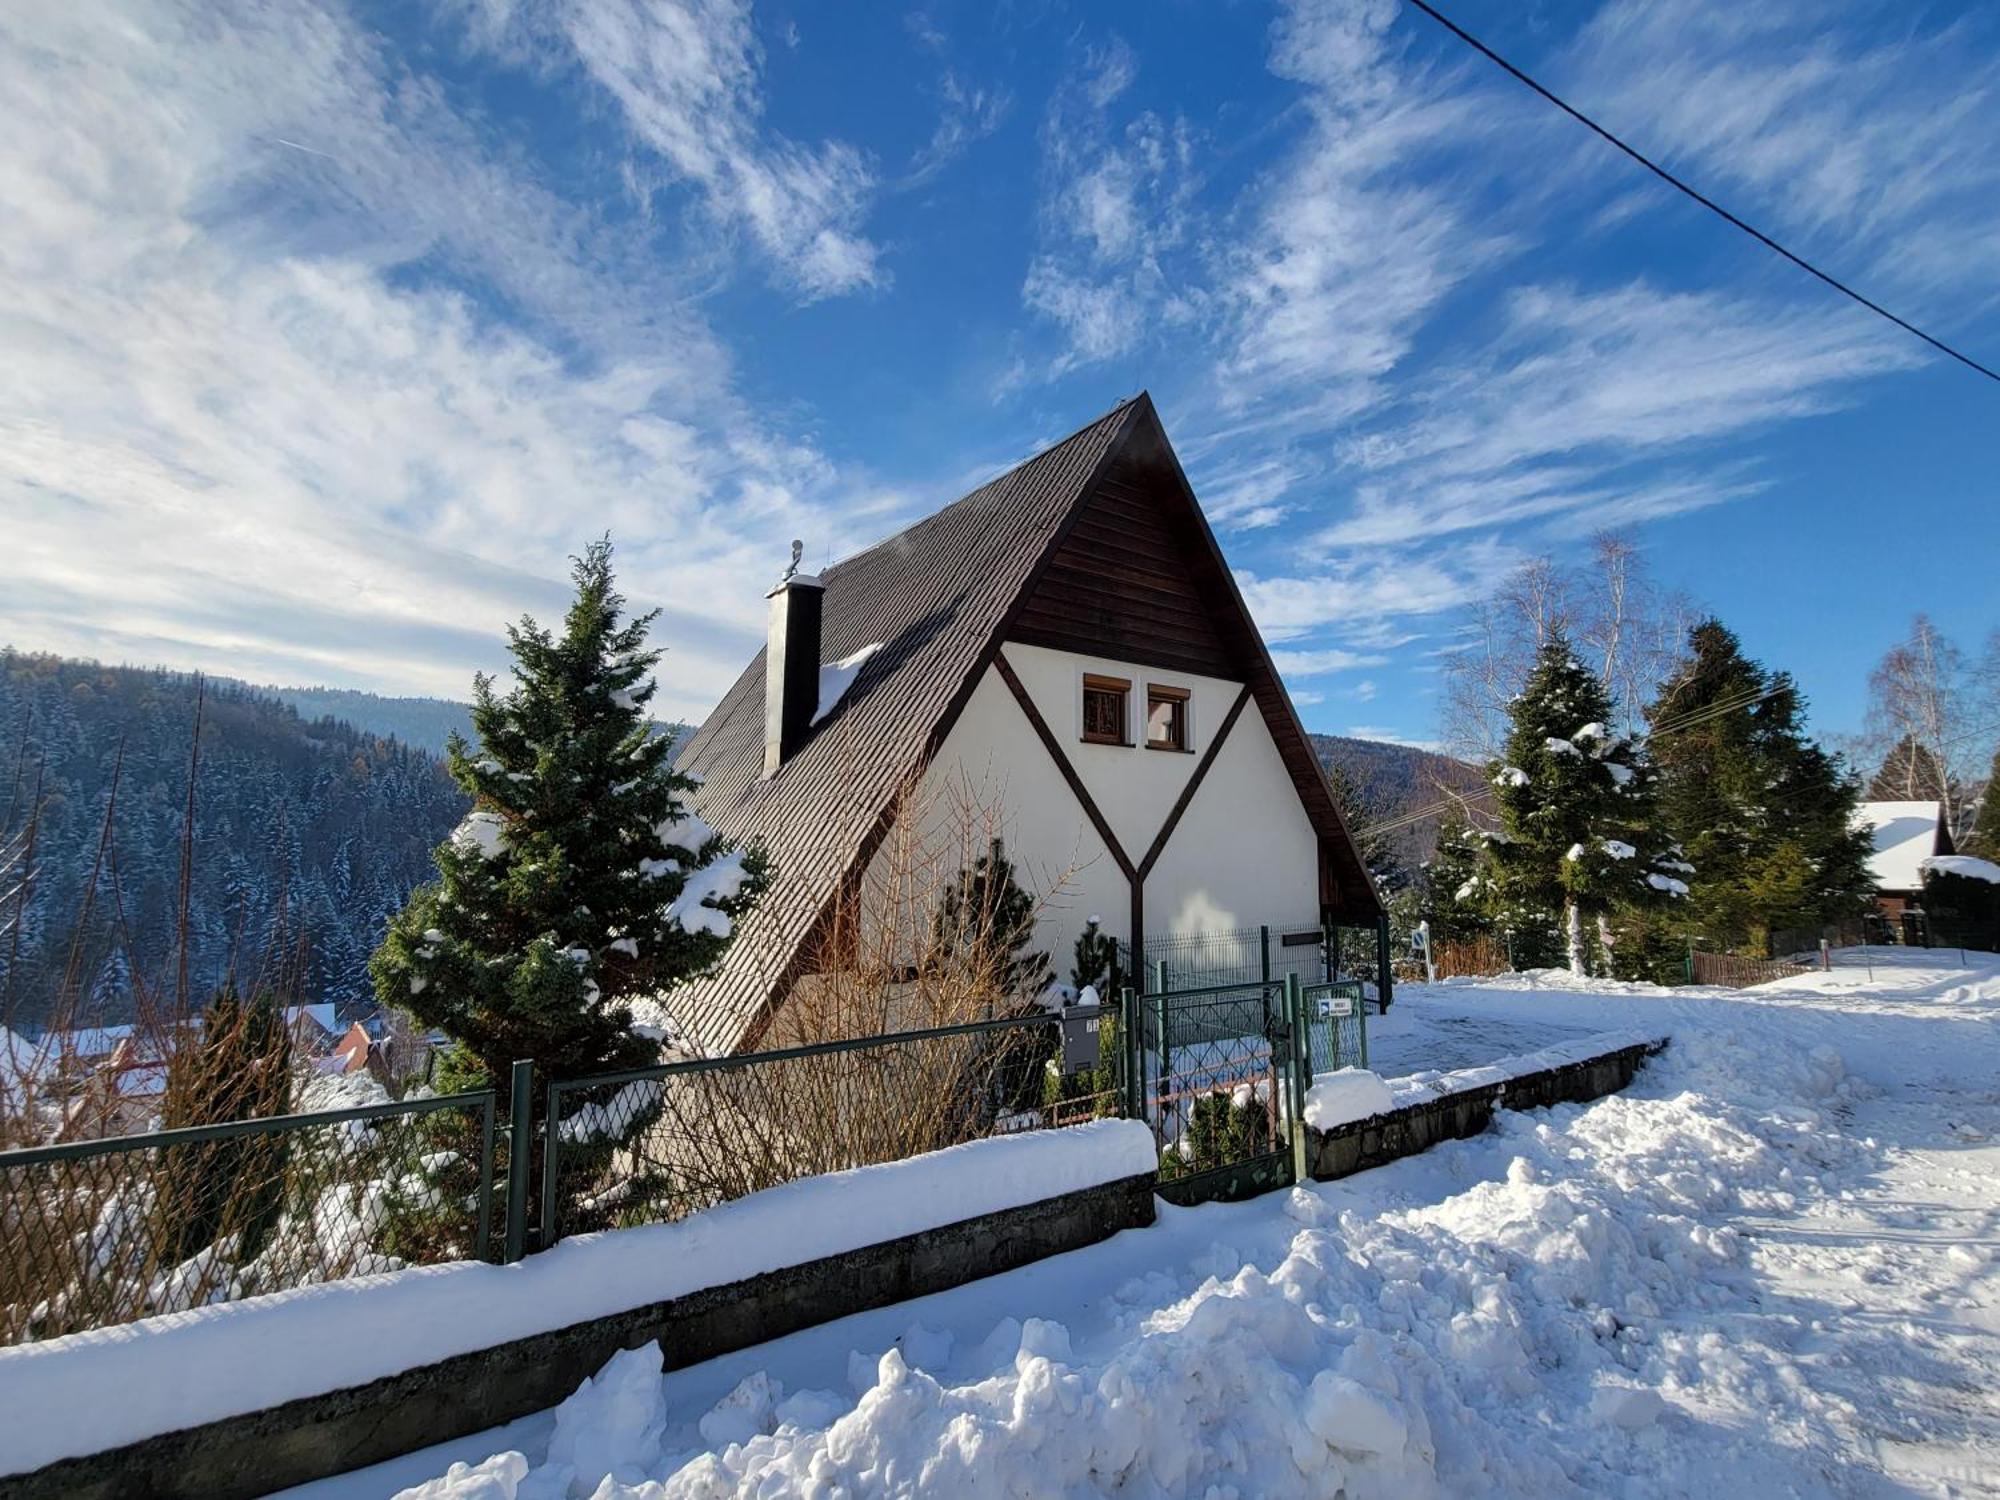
1863;615;1988;840
1440;531;1693;761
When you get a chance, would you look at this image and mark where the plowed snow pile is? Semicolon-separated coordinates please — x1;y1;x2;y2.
312;950;2000;1500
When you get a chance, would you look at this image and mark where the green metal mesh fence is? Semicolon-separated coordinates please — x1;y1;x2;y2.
540;1009;1123;1244
0;1090;496;1346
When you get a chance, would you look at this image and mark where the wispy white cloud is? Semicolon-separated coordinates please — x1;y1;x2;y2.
1266;648;1388;677
1319;281;1912;547
1342;725;1441;750
1215;0;1510;420
1021;38;1199;375
906;72;1012;185
1237;538;1520;644
0;0;875;719
1561;0;2000;307
462;0;886;300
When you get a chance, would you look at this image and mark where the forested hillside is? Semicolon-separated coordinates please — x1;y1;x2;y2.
262;686;474;757
0;652;467;1031
1310;734;1484;870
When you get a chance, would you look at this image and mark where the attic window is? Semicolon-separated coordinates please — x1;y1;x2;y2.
1081;674;1130;746
1147;685;1190;752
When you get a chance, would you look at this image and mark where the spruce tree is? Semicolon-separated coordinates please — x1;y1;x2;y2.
1069;915;1123;999
1964;746;2000;860
370;540;763;1098
929;839;1053;1004
1486;634;1685;976
1650;621;1872;954
1869;734;1953;804
1417;811;1495;945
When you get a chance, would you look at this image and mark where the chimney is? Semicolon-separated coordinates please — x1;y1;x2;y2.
764;546;823;776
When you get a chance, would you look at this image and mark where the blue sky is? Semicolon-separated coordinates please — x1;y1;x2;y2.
2;0;1995;749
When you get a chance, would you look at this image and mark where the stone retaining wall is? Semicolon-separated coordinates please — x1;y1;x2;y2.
1308;1038;1667;1182
3;1173;1156;1500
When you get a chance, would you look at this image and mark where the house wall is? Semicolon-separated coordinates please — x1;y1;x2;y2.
864;641;1321;981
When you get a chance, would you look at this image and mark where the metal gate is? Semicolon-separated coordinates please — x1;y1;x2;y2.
1302;980;1368;1073
1126;972;1310;1206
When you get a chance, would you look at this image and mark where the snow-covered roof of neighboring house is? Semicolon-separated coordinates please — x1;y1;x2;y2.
46;1024;136;1060
1857;801;1949;892
1921;854;2000;885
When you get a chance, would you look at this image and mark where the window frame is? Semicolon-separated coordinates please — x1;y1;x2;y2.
1144;682;1193;753
1079;673;1132;747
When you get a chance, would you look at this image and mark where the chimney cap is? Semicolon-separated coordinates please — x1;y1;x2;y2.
771;538;823;595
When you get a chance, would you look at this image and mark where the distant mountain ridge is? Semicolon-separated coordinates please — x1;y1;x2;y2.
265;684;687;759
1308;733;1485;871
263;686;475;757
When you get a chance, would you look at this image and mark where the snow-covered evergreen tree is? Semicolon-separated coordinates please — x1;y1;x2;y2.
1649;620;1872;955
1969;746;2000;860
1486;635;1685;976
1417;812;1495;944
1069;915;1122;999
370;540;763;1097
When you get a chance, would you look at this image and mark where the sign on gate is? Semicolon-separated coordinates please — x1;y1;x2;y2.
1316;992;1354;1019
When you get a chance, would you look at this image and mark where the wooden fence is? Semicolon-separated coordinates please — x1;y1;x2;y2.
1688;950;1816;988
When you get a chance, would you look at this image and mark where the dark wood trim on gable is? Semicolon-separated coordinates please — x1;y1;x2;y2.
993;650;1135;880
1122;398;1384;924
1136;684;1252;880
737;403;1148;1050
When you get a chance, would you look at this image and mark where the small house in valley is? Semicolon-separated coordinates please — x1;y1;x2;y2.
668;394;1384;1056
1857;799;1955;939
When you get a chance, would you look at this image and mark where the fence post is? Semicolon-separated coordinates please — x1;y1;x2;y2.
1285;971;1309;1184
504;1058;534;1264
1260;925;1271;991
1685;942;1695;984
1374;913;1393;1012
540;1075;564;1252
474;1093;497;1264
1820;938;1831;972
1120;985;1141;1121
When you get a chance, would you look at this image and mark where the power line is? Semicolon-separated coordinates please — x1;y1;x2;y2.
1395;0;2000;387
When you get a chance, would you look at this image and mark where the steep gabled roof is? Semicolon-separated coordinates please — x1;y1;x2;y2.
673;394;1379;1055
1858;800;1949;892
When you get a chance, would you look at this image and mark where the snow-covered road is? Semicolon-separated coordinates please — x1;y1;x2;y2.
295;950;2000;1499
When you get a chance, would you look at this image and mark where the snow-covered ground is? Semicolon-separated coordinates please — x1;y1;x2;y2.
291;949;2000;1499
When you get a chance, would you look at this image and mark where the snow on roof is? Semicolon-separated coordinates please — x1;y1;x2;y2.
1922;854;2000;885
813;643;884;727
1856;801;1946;892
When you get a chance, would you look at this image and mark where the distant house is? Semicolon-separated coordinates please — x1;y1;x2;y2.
1857;800;1955;933
284;1004;340;1059
668;394;1384;1056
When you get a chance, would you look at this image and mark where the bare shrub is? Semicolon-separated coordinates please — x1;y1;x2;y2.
548;777;1088;1237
